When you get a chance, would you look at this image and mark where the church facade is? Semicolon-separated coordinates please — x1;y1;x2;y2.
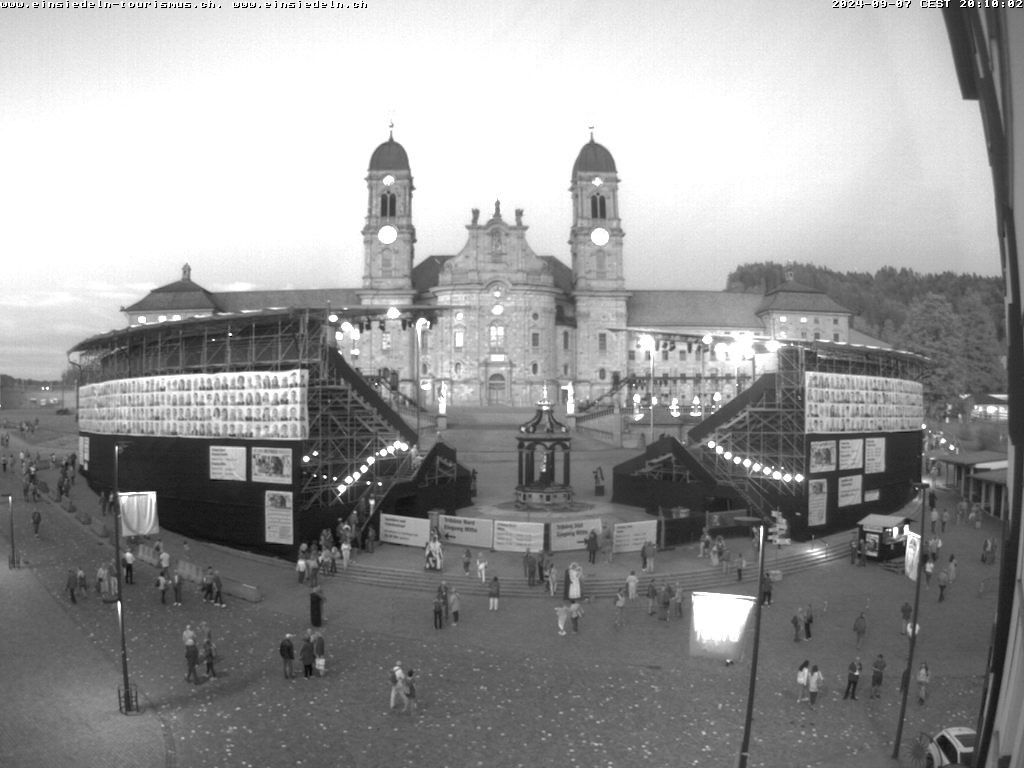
123;133;877;412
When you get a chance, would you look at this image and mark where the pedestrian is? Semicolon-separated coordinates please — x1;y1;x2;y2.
659;583;673;621
476;554;487;583
613;589;626;628
122;549;134;584
586;530;598;565
296;554;307;584
488;575;500;611
203;635;217;679
762;577;773;606
808;664;824;709
299;634;316;679
928;490;938;531
341;537;351;569
404;669;418;714
843;657;862;700
937;568;949;601
66;568;78;604
916;662;931;704
643;539;656;573
212;570;225;607
449;588;460;627
601;527;613;564
95;564;107;596
389;662;408;712
31;508;41;538
432;592;444;629
792;607;804;642
280;633;295;679
158;548;171;575
673;581;684;618
803;603;814;640
555;602;570;635
172;571;184;606
957;496;968;525
313;629;326;677
796;660;810;703
870;653;886;698
546;561;558;596
156;572;169;604
569;600;584;633
924;555;934;587
900;601;912;634
646;578;658;615
853;612;867;648
625;570;639;601
185;642;200;684
941;509;949;533
462;548;472;576
849;538;857;564
948;554;958;590
525;549;537;586
736;553;746;582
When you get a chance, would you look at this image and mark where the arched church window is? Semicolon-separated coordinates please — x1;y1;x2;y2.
490;229;503;259
531;362;538;375
590;194;607;219
598;368;607;381
489;323;505;350
453;328;465;350
380;192;396;218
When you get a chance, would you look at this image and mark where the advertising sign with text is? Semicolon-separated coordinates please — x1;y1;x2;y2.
613;520;657;553
492;520;545;552
438;515;494;549
549;518;603;552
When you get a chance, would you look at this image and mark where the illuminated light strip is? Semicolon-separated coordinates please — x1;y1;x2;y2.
336;439;410;495
704;439;803;485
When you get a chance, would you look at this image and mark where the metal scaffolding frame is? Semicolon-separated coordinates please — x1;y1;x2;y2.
69;308;419;516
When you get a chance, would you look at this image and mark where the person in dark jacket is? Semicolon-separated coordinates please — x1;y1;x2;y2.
299;634;316;678
280;633;295;679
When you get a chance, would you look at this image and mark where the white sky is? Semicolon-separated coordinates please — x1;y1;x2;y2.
0;1;999;380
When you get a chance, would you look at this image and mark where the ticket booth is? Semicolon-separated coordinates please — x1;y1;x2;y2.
857;514;912;562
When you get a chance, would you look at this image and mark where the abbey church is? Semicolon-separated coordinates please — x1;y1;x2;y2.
124;133;874;411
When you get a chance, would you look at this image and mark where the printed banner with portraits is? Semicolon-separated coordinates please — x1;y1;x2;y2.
78;369;309;441
804;373;923;434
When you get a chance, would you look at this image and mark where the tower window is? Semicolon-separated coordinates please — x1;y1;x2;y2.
590;194;607;219
598;368;607;381
489;324;505;350
598;333;607;353
531;332;540;348
454;328;465;350
490;230;503;259
562;331;569;350
531;362;538;375
381;331;392;351
379;192;396;218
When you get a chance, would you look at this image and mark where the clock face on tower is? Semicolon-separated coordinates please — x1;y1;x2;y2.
590;227;610;247
382;174;395;186
378;225;398;245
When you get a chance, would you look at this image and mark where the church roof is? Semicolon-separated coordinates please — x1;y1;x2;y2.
756;278;853;316
215;288;362;313
123;267;222;313
572;137;616;175
628;291;763;332
369;135;410;172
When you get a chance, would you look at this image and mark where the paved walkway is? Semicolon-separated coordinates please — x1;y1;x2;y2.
0;415;1004;768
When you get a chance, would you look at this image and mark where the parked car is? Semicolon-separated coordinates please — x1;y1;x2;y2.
926;726;976;767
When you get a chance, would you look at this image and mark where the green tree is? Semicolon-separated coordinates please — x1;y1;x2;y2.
958;290;1007;394
898;293;968;418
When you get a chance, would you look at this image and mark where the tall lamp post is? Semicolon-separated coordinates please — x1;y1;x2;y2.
892;481;929;758
735;515;767;768
112;441;135;713
4;493;15;569
637;334;656;443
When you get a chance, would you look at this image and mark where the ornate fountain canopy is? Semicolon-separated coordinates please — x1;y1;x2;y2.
519;386;569;435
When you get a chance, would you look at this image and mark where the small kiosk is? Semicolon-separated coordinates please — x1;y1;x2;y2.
857;513;913;562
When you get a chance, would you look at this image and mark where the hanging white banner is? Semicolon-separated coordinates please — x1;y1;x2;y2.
118;491;159;536
905;531;921;582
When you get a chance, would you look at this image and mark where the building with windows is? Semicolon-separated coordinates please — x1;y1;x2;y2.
123;132;879;415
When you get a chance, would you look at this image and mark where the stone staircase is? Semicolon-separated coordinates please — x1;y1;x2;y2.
315;539;848;599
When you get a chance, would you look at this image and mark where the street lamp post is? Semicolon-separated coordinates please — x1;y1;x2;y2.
4;494;15;569
892;482;929;759
736;516;767;768
112;442;134;713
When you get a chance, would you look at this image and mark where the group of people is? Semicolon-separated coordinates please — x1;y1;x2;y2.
295;515;378;583
279;628;327;680
183;622;218;684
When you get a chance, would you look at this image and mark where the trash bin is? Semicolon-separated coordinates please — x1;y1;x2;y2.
310;590;323;627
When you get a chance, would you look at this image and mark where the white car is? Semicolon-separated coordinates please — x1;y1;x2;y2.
925;727;976;767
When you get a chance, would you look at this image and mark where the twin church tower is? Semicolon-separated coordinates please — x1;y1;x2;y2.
357;131;631;407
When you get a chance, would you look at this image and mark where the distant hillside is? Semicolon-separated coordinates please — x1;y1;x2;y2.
726;262;1006;410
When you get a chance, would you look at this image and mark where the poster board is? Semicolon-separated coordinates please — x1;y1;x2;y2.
252;446;292;484
264;490;293;545
210;446;247;481
438;515;494;549
492;520;545;552
380;513;431;548
837;475;863;508
613;520;657;554
549;518;603;552
808;479;828;527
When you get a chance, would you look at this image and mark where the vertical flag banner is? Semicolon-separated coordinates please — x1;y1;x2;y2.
118;491;159;536
690;592;756;660
905;531;921;581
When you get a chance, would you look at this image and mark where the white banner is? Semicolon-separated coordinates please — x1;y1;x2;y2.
492;520;545;552
905;531;921;582
438;515;494;549
804;372;924;434
380;513;431;548
264;490;293;545
808;479;828;527
549;518;603;552
210;446;247;481
79;435;89;471
690;592;755;660
118;491;159;536
613;520;657;554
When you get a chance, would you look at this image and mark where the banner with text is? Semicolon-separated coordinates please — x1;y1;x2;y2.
380;513;431;548
438;515;494;549
613;520;658;554
492;520;545;552
549;518;603;552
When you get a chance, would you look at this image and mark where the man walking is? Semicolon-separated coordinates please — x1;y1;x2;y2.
853;612;867;648
279;633;295;679
870;654;887;698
